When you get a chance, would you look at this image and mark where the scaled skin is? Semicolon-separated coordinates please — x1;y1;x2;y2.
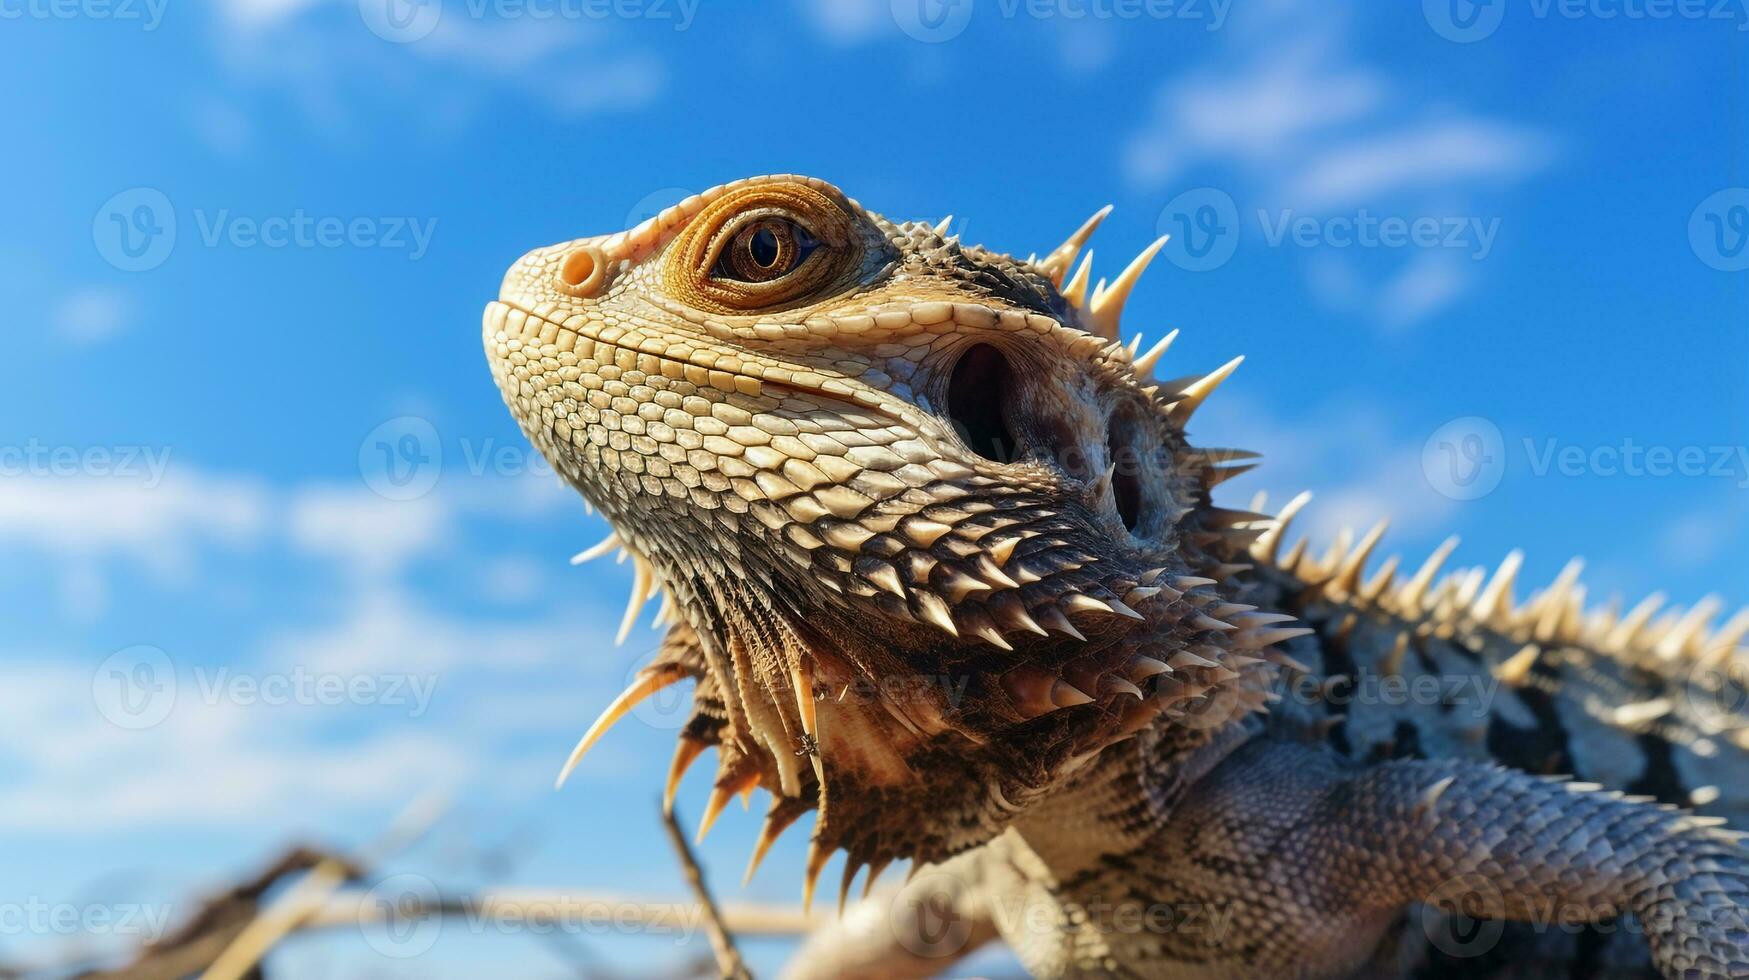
484;175;1749;978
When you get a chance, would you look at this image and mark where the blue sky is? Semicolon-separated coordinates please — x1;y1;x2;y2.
1;0;1745;975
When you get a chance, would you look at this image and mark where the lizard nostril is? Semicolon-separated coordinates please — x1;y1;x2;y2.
556;245;607;297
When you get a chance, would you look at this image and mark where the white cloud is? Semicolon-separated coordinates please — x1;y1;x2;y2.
0;471;268;584
1121;2;1554;328
1053;18;1118;74
1195;394;1459;547
1307;250;1473;329
1374;252;1470;328
1658;502;1743;567
1285;119;1553;211
185;94;255;155
475;554;548;604
0;457;587;618
53;287;133;345
0;661;468;832
257;583;610;675
201;0;667;133
796;0;886;43
213;0;322;28
287;485;451;580
1124;41;1385;187
415;14;667;112
1298;443;1459;546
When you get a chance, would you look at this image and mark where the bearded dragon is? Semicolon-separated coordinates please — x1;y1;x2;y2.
481;175;1749;979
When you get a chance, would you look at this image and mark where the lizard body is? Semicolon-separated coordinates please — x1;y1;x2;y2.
482;175;1749;978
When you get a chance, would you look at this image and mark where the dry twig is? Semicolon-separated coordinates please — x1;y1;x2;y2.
662;802;753;980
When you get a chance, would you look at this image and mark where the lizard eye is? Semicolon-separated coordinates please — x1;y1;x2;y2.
714;216;819;284
666;181;861;314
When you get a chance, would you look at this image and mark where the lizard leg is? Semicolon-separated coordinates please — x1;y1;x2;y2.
1157;737;1749;979
780;849;999;980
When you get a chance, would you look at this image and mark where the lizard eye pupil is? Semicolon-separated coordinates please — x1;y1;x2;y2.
750;227;781;268
716;217;815;284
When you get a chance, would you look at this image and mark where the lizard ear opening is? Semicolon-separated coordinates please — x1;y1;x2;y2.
947;343;1018;463
1107;408;1146;532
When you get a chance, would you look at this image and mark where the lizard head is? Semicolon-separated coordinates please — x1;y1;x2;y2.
483;175;1302;898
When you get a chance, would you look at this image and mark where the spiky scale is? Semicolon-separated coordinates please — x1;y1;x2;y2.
1380;633;1410;678
838;860;861;916
914;592;958;636
986;535;1020;567
975;624;1014;651
1472;550;1525;623
616;556;656;645
570;531;621;565
741;801;801;887
1100;675;1146;700
1127;655;1172;679
698;770;759;844
1397;535;1460;612
555;664;688;789
1132;328;1179;376
860;559;907;598
1166;356;1244;424
1494;643;1541;685
1658;596;1724;660
993;598;1049;636
1036;604;1086;641
1331;521;1389;596
801;838;831;913
1062;251;1095;306
1235;627;1313;649
663;736;707;814
1105;596;1146;620
862;857;892;899
1608;591;1668;650
1087;236;1168;340
1037;204;1113;285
